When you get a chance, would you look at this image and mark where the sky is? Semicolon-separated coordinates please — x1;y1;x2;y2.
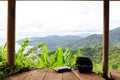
0;1;120;44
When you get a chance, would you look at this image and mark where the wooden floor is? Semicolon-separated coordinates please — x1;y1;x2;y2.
8;69;105;80
110;70;120;80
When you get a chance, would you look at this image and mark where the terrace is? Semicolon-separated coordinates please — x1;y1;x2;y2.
8;69;105;80
0;0;120;80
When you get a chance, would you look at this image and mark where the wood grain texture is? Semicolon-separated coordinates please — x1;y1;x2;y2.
44;70;62;80
102;0;109;76
8;69;106;80
24;69;48;80
7;0;16;66
8;71;30;80
63;71;79;80
0;0;120;1
110;70;120;80
73;70;105;80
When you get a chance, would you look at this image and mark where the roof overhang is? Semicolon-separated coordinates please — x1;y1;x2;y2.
0;0;120;1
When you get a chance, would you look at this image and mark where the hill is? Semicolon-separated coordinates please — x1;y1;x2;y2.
109;27;120;45
66;27;120;49
17;27;120;50
17;35;82;50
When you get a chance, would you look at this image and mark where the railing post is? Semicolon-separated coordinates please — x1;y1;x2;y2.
7;0;16;66
102;0;109;78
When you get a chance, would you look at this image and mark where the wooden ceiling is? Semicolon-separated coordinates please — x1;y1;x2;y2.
0;0;120;1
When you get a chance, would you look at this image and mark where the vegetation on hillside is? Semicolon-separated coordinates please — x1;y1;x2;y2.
81;44;120;70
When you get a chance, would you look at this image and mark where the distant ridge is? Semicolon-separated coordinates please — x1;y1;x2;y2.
66;27;120;49
17;27;120;50
17;35;82;50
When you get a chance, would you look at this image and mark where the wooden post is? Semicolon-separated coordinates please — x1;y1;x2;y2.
102;0;109;78
7;0;16;66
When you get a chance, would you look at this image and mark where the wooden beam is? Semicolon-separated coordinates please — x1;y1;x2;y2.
0;0;120;1
7;0;16;66
102;0;109;78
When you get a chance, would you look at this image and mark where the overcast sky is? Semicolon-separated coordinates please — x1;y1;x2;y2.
0;1;120;43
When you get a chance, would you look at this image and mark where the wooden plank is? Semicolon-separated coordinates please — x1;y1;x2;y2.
72;70;84;80
63;71;79;80
0;0;120;1
44;70;62;80
8;69;106;80
8;69;48;80
23;69;48;80
102;0;109;77
110;70;120;80
8;71;31;80
7;0;16;66
73;70;105;80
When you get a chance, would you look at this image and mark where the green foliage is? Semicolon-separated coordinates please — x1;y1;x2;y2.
0;38;82;79
93;63;102;74
109;46;120;69
1;38;120;79
80;44;120;73
37;45;81;69
0;62;30;80
0;43;7;62
80;44;102;63
15;38;45;68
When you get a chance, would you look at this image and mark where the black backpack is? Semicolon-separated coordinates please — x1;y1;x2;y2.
75;56;93;73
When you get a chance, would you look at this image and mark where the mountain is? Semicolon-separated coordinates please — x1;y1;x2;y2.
66;27;120;49
66;34;102;49
17;35;82;50
17;27;120;50
109;27;120;45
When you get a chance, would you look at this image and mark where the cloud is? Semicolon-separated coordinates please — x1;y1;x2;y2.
0;24;6;31
15;1;103;34
110;1;120;29
0;1;7;26
0;1;120;39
